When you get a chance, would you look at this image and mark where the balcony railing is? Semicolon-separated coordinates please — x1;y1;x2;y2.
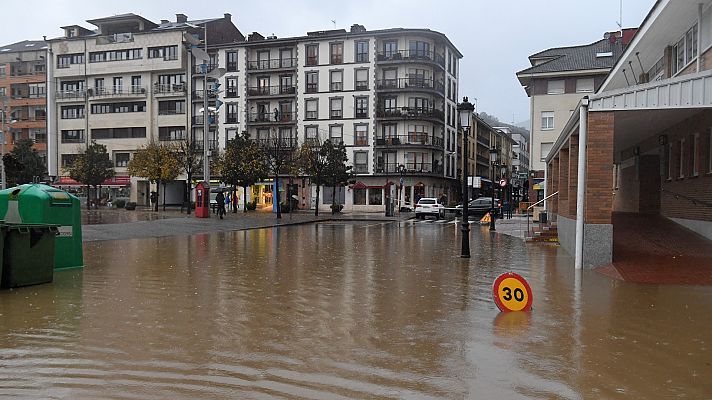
89;86;147;97
373;134;444;148
376;162;442;174
376;107;445;122
477;134;490;146
192;89;218;99
353;164;369;174
33;134;47;144
376;78;445;94
56;90;86;100
247;58;297;70
194;64;218;74
14;115;47;122
247;111;295;123
225;114;239;124
159;133;188;141
154;83;186;94
246;85;296;96
255;137;298;149
376;50;446;67
193;140;219;150
192;116;217;125
96;33;134;45
225;89;238;98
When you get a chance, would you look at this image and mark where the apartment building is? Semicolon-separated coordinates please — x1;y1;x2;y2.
517;30;634;201
0;40;48;162
213;25;462;212
47;13;242;204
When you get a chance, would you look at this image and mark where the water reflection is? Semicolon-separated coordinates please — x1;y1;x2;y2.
0;221;710;399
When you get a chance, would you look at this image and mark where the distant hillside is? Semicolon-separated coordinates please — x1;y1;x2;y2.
479;112;530;140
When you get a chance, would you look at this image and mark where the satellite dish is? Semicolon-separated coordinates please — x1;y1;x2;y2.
206;67;226;79
190;46;209;62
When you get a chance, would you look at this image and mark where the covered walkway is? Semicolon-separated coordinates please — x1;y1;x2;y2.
597;212;712;284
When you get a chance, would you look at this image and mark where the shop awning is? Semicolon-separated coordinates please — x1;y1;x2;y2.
57;176;130;187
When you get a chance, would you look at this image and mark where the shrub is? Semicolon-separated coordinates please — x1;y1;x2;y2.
125;202;137;210
114;199;126;209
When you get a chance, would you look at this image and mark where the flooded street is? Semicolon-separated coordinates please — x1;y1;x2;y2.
1;221;710;399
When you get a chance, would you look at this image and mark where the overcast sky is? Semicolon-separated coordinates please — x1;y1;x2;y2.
4;0;654;127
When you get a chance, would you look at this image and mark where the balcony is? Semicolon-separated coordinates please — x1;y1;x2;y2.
191;89;218;101
193;140;219;151
246;85;296;97
225;114;239;124
247;58;297;72
255;136;298;149
376;78;445;95
56;90;86;101
11;115;46;129
375;162;443;175
373;134;444;149
89;86;147;99
376;107;445;123
247;111;295;124
4;71;45;85
477;154;490;165
376;50;446;69
476;133;490;147
225;89;239;98
194;63;218;75
191;116;217;126
96;33;134;45
154;83;186;96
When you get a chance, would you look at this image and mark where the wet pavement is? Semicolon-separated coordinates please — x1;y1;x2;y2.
1;221;711;399
599;212;712;285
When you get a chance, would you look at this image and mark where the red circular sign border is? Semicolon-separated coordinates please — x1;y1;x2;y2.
492;272;533;312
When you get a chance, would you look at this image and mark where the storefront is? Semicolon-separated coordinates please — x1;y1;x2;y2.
56;176;131;206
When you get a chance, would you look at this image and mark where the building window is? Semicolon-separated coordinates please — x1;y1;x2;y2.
541;111;554;130
91;127;146;139
89;48;142;63
540;142;553;162
158;100;185;115
355;97;368;118
61;130;84;143
576;78;594;93
382;41;398;58
226;51;238;72
353;188;367;204
547;80;565;94
330;70;343;91
368;188;382;205
115;153;130;167
61;105;84;119
409;41;430;58
305;125;319;143
56;53;84;68
226;77;238;98
355;68;368;90
91;101;146;114
112;77;123;94
226;103;238;124
305;99;318;120
693;133;699;176
280;49;294;68
382;124;397;139
383;97;397;114
306;44;318;66
679;139;685;178
354;124;368;146
329;125;343;144
306;72;318;93
158;127;186;141
61;154;78;167
329;98;343;119
672;23;699;74
330;42;343;64
353;151;368;174
148;45;178;60
355;40;369;63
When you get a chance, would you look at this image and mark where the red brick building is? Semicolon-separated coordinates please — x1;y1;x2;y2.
546;0;712;268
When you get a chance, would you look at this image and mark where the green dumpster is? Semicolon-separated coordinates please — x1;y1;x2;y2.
0;223;4;285
1;223;58;288
0;184;83;269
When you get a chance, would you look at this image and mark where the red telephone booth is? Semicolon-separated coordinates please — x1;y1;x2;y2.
195;181;210;218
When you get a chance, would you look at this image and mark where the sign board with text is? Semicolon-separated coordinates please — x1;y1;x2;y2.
492;272;533;312
467;176;482;188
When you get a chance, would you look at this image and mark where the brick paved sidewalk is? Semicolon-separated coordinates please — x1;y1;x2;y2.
596;212;712;285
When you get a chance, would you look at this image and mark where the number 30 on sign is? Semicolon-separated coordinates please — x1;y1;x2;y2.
493;272;533;312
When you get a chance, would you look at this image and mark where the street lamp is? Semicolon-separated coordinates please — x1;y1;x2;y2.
397;163;406;213
489;146;499;231
457;96;474;258
500;164;508;220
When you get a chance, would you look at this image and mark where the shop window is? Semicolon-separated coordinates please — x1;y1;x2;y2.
353;188;366;205
368;188;382;205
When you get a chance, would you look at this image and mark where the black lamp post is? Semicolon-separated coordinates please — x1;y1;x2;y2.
489;146;499;231
457;97;474;258
397;163;406;213
500;164;508;219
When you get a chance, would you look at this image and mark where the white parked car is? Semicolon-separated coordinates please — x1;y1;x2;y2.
415;198;445;219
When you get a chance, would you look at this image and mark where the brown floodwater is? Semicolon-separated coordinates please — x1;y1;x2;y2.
0;221;710;399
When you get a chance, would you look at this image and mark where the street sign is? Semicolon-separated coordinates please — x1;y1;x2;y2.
399;177;404;186
492;272;533;312
499;179;507;187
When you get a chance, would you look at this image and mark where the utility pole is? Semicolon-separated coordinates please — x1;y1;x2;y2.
1;97;6;190
202;22;210;183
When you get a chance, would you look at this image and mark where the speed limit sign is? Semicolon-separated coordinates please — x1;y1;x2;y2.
492;272;533;312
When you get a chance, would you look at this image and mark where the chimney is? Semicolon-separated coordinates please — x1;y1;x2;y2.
350;24;366;33
160;19;169;24
224;13;231;21
176;14;188;23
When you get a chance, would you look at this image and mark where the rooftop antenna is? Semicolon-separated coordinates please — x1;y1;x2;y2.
331;19;336;28
616;0;623;34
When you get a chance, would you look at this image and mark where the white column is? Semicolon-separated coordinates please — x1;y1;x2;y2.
575;99;589;269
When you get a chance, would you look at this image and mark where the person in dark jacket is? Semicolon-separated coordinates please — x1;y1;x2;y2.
215;191;226;219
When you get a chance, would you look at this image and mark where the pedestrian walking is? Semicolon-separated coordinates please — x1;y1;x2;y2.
439;193;448;206
224;192;231;212
216;191;226;219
